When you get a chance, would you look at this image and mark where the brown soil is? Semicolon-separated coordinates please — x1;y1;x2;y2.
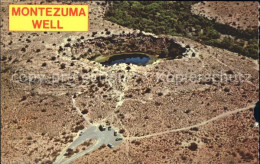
1;1;258;163
192;1;258;30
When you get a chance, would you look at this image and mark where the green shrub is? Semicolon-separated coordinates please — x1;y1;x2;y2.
105;2;258;59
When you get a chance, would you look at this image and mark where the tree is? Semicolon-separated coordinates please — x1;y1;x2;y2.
205;27;220;39
221;37;234;49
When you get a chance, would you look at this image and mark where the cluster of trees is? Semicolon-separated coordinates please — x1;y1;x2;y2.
105;1;258;59
205;37;258;59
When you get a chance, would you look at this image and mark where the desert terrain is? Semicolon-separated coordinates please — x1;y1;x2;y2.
1;1;259;164
192;1;258;30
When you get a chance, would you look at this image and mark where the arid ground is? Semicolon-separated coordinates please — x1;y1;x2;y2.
1;1;259;164
192;1;258;30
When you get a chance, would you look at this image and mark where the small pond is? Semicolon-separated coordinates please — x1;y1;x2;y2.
93;52;157;66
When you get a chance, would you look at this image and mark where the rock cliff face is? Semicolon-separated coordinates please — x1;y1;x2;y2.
70;31;188;60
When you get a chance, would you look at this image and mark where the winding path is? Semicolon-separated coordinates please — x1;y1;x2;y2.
72;96;92;125
126;104;255;140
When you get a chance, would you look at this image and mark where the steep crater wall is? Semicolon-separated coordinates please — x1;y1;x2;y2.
69;32;188;62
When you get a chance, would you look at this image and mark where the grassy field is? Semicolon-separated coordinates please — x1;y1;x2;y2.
105;1;258;59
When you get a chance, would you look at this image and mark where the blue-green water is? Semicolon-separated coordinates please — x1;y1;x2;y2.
101;53;151;66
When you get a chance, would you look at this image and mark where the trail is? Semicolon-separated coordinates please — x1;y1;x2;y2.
55;96;92;163
211;55;257;86
97;72;129;123
72;96;92;125
126;104;255;140
54;125;123;164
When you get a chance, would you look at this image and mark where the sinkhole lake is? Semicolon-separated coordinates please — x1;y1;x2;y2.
93;52;157;66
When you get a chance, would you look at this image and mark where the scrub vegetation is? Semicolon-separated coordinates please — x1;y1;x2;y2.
105;1;258;59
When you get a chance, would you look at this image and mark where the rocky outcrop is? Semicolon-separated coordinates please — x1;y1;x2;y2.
69;31;189;61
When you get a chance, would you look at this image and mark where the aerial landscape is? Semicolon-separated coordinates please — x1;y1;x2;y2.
1;1;259;164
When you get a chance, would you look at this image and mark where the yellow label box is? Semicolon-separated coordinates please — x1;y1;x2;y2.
9;5;89;32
